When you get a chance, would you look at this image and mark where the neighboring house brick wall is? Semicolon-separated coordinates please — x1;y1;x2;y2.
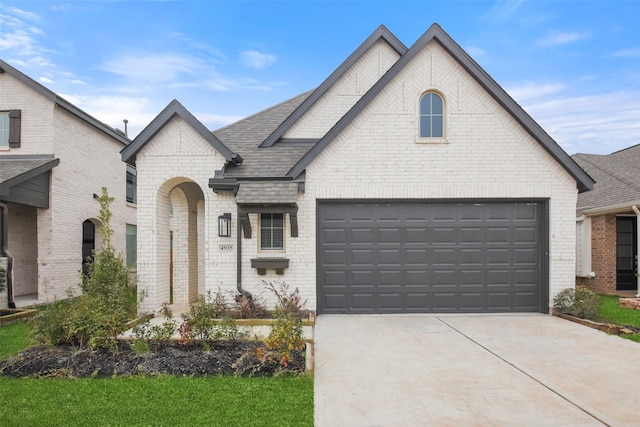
0;74;54;155
577;214;617;294
7;204;38;295
0;69;135;303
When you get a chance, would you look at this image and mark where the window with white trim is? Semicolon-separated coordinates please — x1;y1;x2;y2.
0;113;9;148
260;213;284;250
419;92;444;138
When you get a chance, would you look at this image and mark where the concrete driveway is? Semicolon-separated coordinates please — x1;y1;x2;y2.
314;314;640;426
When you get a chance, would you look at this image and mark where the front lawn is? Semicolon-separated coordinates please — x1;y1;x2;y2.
0;322;31;359
0;322;314;426
598;295;640;342
0;375;313;426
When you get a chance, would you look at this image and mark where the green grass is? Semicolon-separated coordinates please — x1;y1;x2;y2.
0;375;313;426
598;295;640;342
0;323;314;426
0;322;31;359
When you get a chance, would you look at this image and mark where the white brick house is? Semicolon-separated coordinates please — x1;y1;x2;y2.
0;60;137;308
123;24;593;314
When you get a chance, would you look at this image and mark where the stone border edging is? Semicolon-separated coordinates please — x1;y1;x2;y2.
552;311;635;335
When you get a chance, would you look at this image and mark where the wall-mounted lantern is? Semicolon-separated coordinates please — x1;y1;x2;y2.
218;213;232;237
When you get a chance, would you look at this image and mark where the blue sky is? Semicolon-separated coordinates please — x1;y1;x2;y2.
1;0;639;154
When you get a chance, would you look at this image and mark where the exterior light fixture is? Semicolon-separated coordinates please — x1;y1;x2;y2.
218;213;232;237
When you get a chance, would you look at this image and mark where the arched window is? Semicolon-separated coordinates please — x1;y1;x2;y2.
420;92;444;138
82;219;95;276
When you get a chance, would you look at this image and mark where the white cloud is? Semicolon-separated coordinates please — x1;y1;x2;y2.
6;6;43;22
198;113;247;128
239;50;276;69
483;0;525;22
607;47;640;58
505;82;565;103
536;31;589;47
0;8;53;65
521;90;640;154
466;46;486;57
39;76;53;84
101;52;205;83
61;93;155;138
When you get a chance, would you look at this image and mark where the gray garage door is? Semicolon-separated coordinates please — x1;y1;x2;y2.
317;201;547;314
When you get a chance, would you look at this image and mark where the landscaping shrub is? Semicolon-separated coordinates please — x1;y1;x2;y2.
553;286;599;320
264;282;307;367
30;188;135;349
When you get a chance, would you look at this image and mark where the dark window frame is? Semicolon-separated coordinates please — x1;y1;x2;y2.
126;165;137;204
259;213;285;251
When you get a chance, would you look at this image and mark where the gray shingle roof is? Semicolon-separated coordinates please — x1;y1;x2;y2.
0;155;59;187
573;144;640;216
213;91;314;178
235;181;298;204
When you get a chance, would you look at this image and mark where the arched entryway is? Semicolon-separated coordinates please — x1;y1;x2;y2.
149;178;205;309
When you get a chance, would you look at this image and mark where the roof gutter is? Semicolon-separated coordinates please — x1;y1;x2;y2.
236;206;251;299
581;200;640;217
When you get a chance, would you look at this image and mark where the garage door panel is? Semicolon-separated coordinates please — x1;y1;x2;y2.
379;270;402;284
351;270;373;286
317;201;545;314
324;270;347;286
351;249;374;266
432;228;456;244
379;228;402;244
351;228;374;244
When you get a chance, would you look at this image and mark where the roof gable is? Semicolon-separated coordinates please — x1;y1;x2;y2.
284;23;594;193
121;99;242;165
0;60;130;146
259;24;407;147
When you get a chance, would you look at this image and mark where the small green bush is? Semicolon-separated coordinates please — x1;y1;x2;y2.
264;282;306;367
553;286;599;320
30;188;135;349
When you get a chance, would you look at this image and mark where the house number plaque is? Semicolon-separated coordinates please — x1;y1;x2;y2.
219;244;234;251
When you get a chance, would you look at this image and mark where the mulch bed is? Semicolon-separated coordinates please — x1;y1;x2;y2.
0;340;305;378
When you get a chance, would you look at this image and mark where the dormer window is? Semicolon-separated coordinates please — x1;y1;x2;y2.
419;93;444;138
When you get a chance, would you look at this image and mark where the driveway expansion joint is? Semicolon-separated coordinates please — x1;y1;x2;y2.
435;316;611;427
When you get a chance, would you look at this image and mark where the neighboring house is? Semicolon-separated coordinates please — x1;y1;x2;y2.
573;145;640;296
122;24;594;314
0;60;137;308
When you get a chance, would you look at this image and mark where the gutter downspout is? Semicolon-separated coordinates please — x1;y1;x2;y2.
632;205;640;298
236;207;251;298
0;203;15;309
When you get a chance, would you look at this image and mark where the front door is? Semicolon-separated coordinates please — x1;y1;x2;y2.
617;217;638;291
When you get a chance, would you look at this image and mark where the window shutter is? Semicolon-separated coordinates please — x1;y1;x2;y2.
8;110;21;148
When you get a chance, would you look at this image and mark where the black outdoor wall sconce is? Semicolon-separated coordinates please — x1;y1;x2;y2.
218;213;232;237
